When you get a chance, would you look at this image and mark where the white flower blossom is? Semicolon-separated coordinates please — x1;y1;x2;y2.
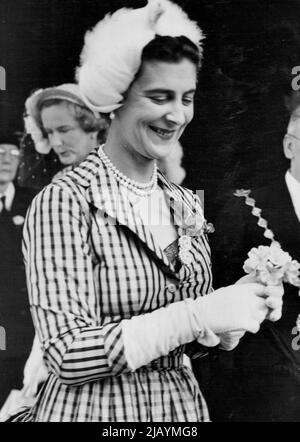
243;242;300;287
178;250;193;266
178;235;192;249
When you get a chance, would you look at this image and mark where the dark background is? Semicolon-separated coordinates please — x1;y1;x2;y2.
1;0;300;218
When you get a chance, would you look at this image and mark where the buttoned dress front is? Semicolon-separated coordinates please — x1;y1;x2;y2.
20;148;213;422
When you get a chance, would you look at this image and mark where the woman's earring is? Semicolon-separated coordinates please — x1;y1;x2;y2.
110;111;115;121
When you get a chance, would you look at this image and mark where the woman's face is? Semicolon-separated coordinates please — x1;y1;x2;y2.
115;58;197;162
41;103;95;166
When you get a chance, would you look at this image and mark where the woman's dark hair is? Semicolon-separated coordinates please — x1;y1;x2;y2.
141;35;201;69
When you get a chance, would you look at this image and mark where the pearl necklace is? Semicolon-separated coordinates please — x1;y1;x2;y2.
99;145;158;197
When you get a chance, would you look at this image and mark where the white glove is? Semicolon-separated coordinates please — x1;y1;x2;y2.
122;282;268;371
236;275;284;322
200;283;268;334
22;334;48;398
215;283;284;351
218;330;246;351
122;297;220;371
264;284;284;321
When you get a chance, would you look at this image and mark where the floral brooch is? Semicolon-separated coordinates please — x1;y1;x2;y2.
176;209;214;266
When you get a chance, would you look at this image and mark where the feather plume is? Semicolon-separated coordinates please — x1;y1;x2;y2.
76;0;204;113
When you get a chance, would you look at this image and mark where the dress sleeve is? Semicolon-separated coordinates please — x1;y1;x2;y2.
23;183;218;386
23;184;129;386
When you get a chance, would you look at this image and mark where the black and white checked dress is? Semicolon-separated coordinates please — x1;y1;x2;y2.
18;148;213;421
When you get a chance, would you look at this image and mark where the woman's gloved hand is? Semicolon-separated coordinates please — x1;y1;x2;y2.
213;281;284;351
199;283;269;335
235;274;284;322
122;282;272;370
264;284;284;321
218;330;246;351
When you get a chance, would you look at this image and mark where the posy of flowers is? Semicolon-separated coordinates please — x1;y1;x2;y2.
243;242;300;287
235;188;300;324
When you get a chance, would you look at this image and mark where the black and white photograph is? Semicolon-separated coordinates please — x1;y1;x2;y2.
0;0;300;424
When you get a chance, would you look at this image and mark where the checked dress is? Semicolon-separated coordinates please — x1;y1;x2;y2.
14;147;213;421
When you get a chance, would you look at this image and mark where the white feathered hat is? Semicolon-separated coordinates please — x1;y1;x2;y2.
76;0;204;114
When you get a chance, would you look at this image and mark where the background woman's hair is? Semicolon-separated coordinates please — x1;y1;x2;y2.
38;98;108;142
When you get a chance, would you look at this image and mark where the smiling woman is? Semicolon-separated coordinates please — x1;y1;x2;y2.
104;39;197;183
10;0;283;423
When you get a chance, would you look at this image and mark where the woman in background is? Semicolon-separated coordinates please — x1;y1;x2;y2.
19;84;107;400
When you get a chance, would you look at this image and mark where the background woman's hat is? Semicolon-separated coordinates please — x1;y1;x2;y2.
24;83;99;155
25;83;98;122
0;129;20;147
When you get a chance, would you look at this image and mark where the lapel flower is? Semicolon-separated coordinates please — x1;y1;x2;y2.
178;235;193;265
172;197;213;266
177;209;204;236
177;210;205;266
12;215;25;226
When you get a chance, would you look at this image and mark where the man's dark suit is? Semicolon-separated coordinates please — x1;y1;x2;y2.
0;185;37;406
206;176;300;421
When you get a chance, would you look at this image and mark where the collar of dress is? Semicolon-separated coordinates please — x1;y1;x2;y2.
70;148;198;276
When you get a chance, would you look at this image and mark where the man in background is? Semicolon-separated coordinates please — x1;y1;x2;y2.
0;130;37;408
206;107;300;421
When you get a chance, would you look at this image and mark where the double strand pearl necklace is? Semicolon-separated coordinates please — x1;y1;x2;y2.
99;145;158;197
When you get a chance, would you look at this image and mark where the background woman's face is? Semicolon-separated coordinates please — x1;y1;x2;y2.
41;103;95;166
115;58;197;162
